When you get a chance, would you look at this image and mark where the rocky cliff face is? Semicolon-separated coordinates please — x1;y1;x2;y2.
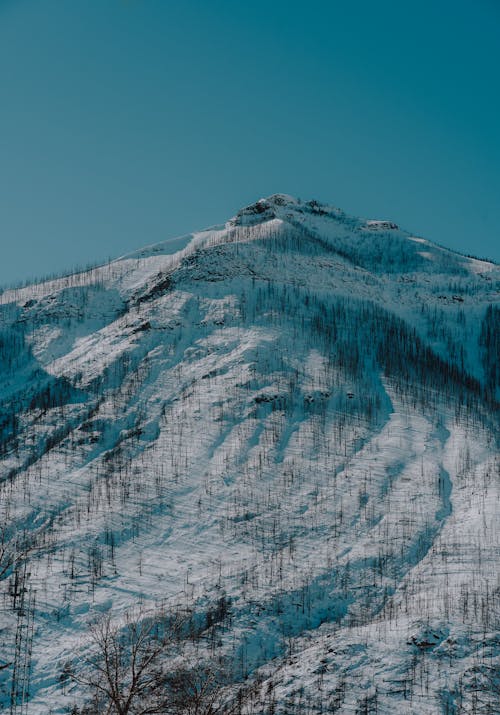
0;195;499;713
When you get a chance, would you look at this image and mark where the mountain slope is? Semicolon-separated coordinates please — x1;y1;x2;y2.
0;195;499;713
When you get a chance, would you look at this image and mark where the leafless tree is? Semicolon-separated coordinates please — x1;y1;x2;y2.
0;523;35;583
66;609;180;714
167;661;257;715
66;609;255;715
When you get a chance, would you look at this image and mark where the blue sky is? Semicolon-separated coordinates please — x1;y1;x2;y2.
1;0;499;285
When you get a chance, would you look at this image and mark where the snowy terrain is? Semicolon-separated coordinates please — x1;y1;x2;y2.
0;194;498;713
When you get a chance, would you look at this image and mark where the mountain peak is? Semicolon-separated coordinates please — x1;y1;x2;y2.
0;192;498;713
236;193;330;217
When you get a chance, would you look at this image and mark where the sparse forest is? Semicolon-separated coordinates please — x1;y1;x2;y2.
0;196;498;713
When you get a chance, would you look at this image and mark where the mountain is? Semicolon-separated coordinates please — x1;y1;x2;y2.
0;194;498;714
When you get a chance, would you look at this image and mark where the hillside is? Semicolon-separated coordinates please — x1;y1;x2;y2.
0;194;499;714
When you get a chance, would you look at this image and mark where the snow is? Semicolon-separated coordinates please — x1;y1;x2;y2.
466;255;497;274
0;195;498;713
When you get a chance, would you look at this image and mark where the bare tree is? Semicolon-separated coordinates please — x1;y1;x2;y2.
66;609;180;714
0;523;35;583
66;609;254;715
168;661;257;715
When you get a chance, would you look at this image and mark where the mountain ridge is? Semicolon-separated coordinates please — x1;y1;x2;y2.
2;194;497;299
0;196;498;713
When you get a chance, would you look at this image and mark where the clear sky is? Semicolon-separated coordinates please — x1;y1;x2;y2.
1;0;499;285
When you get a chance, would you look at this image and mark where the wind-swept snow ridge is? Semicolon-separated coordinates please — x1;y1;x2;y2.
0;195;499;713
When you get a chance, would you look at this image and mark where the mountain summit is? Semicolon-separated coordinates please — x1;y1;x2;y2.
0;197;499;713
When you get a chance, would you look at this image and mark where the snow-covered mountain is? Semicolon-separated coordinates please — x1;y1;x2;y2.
0;194;499;713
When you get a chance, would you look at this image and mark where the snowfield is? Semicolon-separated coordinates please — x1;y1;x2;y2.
0;195;498;713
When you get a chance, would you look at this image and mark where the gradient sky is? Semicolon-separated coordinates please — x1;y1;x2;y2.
1;0;499;286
